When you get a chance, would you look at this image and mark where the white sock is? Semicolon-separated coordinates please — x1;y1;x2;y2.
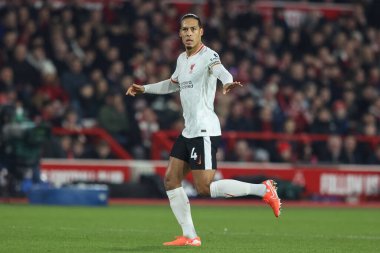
166;187;197;239
210;179;266;198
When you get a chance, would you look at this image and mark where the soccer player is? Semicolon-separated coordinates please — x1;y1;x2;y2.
126;13;281;247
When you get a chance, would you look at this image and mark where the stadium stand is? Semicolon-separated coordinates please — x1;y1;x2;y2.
0;0;380;167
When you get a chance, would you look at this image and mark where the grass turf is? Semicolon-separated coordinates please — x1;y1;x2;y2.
0;203;379;253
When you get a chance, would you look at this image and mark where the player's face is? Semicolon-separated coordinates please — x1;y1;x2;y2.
179;18;203;50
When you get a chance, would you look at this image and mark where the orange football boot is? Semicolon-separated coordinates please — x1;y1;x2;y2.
262;180;282;218
163;236;201;246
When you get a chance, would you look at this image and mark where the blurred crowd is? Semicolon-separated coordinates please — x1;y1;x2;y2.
0;0;380;164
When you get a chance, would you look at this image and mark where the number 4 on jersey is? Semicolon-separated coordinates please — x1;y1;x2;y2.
191;147;198;160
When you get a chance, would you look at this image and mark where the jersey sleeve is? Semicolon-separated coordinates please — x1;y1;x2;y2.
207;51;222;70
170;56;181;84
207;50;233;85
144;79;179;94
210;64;233;85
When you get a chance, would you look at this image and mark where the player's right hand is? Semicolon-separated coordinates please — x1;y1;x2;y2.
126;83;145;96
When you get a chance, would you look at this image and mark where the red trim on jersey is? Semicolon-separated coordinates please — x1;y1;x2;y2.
187;44;204;58
170;78;179;84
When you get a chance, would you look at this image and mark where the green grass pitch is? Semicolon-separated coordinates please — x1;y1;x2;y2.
0;203;379;253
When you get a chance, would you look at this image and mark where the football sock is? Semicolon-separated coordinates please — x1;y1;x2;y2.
166;187;197;239
210;179;266;198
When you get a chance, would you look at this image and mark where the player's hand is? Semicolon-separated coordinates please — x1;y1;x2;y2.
223;81;243;94
126;83;145;96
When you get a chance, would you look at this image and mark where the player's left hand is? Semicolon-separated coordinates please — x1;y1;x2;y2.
223;81;243;94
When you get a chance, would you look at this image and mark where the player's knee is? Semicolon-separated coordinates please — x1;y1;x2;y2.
196;184;211;197
164;174;180;191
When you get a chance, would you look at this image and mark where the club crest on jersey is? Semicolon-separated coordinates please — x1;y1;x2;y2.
189;64;195;74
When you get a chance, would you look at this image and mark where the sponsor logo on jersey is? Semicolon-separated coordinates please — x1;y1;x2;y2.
180;81;193;90
209;52;221;69
209;53;219;62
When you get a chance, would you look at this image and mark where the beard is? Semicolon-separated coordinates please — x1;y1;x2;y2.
185;46;193;50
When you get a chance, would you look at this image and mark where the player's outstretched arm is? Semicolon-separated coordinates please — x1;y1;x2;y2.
126;83;145;97
223;81;243;94
211;64;243;95
130;79;179;95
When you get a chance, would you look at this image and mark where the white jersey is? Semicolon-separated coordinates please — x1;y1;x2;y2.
171;45;223;138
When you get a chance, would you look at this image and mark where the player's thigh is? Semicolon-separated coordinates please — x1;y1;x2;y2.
188;136;221;196
192;170;216;196
164;156;191;190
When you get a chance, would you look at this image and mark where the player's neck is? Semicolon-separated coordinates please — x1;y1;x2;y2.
186;43;204;57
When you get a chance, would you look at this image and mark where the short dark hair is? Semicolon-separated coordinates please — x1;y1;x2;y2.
180;13;202;28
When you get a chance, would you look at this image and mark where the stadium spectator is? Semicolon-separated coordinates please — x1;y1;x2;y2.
94;78;109;106
58;135;74;159
358;121;379;163
61;109;82;131
226;139;255;162
77;83;98;118
88;140;115;159
332;100;349;135
368;143;380;164
97;92;130;148
137;107;159;157
298;138;318;164
275;141;294;163
0;66;14;93
318;135;343;164
61;57;88;104
284;91;310;132
340;135;362;164
10;44;40;88
33;64;69;113
311;107;335;134
72;137;87;159
225;100;253;131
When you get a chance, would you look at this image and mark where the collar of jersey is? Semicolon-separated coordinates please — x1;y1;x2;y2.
186;44;205;58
